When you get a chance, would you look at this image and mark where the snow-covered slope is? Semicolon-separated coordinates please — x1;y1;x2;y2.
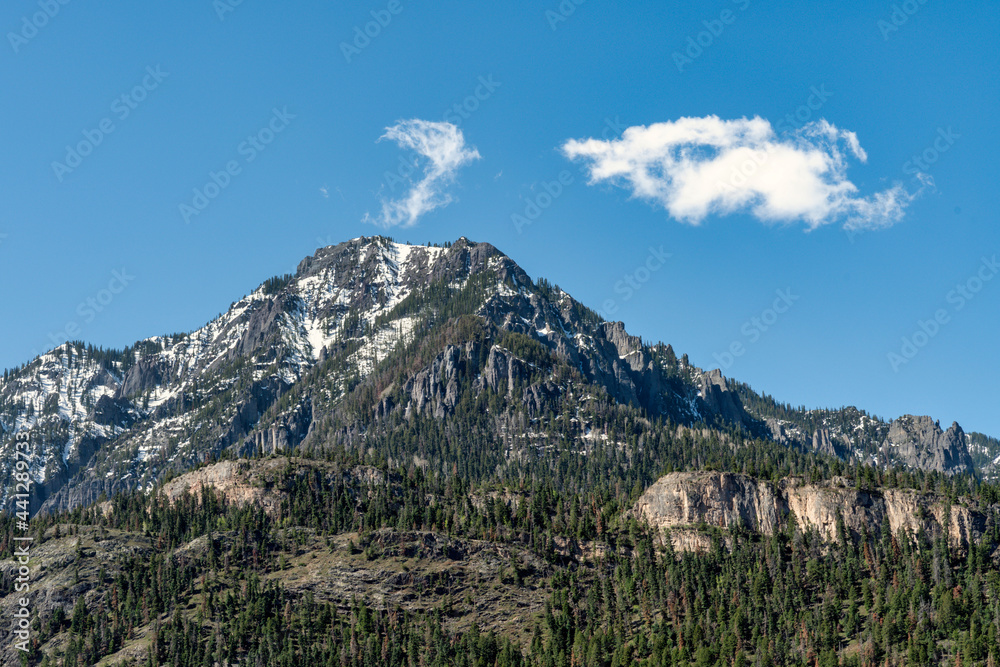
0;348;137;496
0;238;457;510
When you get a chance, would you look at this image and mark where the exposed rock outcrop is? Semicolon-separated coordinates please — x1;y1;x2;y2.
633;471;782;534
478;345;527;397
158;457;388;518
881;415;974;476
40;476;129;514
237;396;313;457
765;418;792;444
811;427;845;459
89;395;138;428
698;369;756;431
404;344;472;419
115;356;168;399
521;382;561;415
635;471;992;553
699;370;743;424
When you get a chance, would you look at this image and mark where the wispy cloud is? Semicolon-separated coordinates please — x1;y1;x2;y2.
562;115;917;231
364;119;480;228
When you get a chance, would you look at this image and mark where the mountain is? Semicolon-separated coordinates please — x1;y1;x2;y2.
3;236;1000;666
0;236;991;516
0;236;736;514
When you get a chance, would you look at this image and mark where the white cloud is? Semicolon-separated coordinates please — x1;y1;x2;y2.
562;115;917;230
364;119;480;228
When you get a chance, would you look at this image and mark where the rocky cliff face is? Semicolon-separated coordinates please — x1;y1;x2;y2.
157;457;390;519
811;427;846;459
403;345;468;419
881;415;974;476
632;471;782;534
635;471;993;553
698;369;755;430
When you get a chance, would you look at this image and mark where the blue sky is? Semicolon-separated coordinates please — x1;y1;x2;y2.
2;0;998;435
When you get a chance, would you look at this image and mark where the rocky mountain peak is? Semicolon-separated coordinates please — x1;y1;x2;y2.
882;414;974;476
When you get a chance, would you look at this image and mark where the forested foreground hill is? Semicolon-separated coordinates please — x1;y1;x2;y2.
2;236;1000;665
1;455;999;666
